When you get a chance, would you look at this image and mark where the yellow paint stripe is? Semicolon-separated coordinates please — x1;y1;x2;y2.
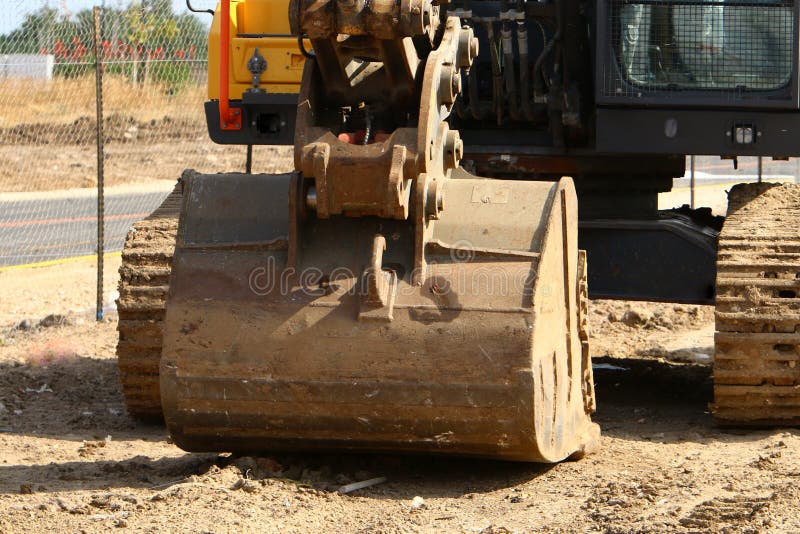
0;251;121;272
0;180;779;274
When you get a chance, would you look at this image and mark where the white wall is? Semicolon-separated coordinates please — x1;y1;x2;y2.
0;54;55;80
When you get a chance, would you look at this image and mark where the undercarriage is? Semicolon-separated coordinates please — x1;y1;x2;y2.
117;0;800;462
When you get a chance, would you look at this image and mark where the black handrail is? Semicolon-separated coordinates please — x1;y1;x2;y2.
186;0;214;16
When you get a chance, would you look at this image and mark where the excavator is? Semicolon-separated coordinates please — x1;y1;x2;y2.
116;0;800;462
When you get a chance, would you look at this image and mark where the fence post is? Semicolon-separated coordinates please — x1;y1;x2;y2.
758;156;763;184
93;6;105;322
690;155;695;209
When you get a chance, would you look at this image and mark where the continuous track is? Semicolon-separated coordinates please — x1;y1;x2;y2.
577;250;596;416
116;182;182;420
714;182;800;424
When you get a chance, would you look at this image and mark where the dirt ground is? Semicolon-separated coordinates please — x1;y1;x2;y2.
0;116;294;192
0;141;294;192
1;258;799;533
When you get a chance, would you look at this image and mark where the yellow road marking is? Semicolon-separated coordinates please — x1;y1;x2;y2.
0;180;784;274
0;251;121;272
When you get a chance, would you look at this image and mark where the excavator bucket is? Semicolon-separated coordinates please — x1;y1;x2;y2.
158;170;597;462
118;7;598;463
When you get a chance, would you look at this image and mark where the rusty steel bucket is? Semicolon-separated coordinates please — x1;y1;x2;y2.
159;170;598;462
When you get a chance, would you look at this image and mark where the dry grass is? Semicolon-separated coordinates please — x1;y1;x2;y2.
0;75;207;127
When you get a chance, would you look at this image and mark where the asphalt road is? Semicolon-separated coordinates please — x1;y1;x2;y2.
0;156;797;269
0;190;169;268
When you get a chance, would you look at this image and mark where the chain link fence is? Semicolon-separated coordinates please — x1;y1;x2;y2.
0;1;292;324
0;2;798;325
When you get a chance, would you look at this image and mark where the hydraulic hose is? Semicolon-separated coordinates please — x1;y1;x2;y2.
467;64;491;120
517;23;537;121
486;22;504;126
502;22;521;122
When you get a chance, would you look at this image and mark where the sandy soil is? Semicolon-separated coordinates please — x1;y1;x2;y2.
0;141;294;193
0;114;294;193
1;258;799;533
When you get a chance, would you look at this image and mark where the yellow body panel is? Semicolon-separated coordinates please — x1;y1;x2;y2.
208;0;305;99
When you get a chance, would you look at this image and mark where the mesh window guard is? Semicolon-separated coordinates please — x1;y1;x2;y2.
604;0;796;100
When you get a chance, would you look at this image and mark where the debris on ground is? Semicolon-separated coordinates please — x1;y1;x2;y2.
338;476;387;494
38;314;70;328
1;261;799;532
410;496;426;510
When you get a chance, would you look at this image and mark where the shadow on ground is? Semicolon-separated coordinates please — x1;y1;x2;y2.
0;453;216;495
0;448;556;498
0;353;793;498
593;355;712;407
1;353;714;441
0;356;148;440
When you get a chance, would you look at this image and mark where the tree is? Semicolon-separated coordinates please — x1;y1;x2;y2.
0;2;209;84
126;0;177;85
0;7;62;55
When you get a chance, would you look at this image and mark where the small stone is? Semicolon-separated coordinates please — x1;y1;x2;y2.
282;464;303;480
114;519;128;528
410;496;426;509
681;431;704;443
16;319;32;331
621;309;649;327
240;480;259;494
256;457;282;476
509;495;522;503
334;473;353;485
38;314;69;328
56;497;78;512
230;479;260;493
19;484;33;494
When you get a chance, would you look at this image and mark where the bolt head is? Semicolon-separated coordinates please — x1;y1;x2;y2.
452;72;462;95
438;66;456;105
